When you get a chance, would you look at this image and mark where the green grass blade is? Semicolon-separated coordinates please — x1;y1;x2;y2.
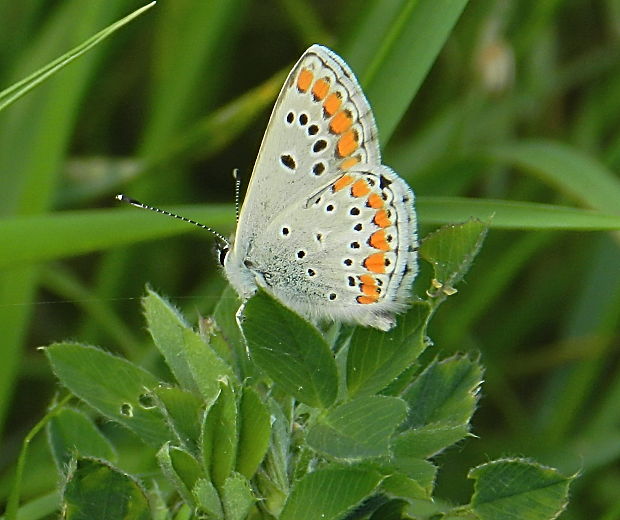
0;205;231;269
417;197;620;230
344;0;470;141
483;140;620;213
0;198;616;271
0;2;155;113
140;0;250;157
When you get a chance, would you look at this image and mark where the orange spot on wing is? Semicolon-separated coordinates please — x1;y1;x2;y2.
297;69;313;92
366;193;383;208
363;252;386;273
340;156;360;170
330;110;353;134
359;274;376;286
333;174;354;192
337;129;358;157
357;295;379;304
323;92;341;116
361;284;380;297
369;230;390;251
312;78;329;100
351;179;370;198
373;209;391;228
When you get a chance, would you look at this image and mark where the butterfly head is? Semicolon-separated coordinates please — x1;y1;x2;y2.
220;242;259;300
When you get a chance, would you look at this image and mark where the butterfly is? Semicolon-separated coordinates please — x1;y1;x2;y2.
220;44;418;331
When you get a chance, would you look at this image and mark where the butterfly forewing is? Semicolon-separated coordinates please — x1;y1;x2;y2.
234;45;381;250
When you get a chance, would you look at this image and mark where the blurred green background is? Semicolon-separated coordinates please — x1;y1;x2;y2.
0;0;619;518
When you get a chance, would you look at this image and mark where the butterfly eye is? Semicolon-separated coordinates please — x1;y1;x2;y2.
218;246;229;266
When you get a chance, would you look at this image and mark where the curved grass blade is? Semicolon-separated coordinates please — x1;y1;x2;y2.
0;2;156;113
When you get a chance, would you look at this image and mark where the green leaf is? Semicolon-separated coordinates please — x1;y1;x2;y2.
484;140;620;213
193;478;223;517
242;290;338;408
212;286;248;373
201;381;238;488
221;472;256;520
157;443;204;508
235;387;271;479
143;289;200;394
345;0;470;141
262;398;291;496
402;355;483;429
306;396;407;459
0;2;156;113
153;386;203;454
347;301;432;397
45;343;170;446
368;499;409;520
367;456;437;500
468;459;573;520
381;473;430;502
47;407;116;473
183;325;236;402
198;314;234;366
392;424;471;459
280;467;382;520
420;220;488;298
63;458;150;520
416;197;620;230
393;457;437;494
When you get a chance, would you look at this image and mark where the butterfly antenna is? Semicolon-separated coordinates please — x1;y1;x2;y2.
232;168;241;223
116;194;230;246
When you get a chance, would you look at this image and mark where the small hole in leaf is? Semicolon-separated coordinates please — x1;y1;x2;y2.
138;393;155;409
